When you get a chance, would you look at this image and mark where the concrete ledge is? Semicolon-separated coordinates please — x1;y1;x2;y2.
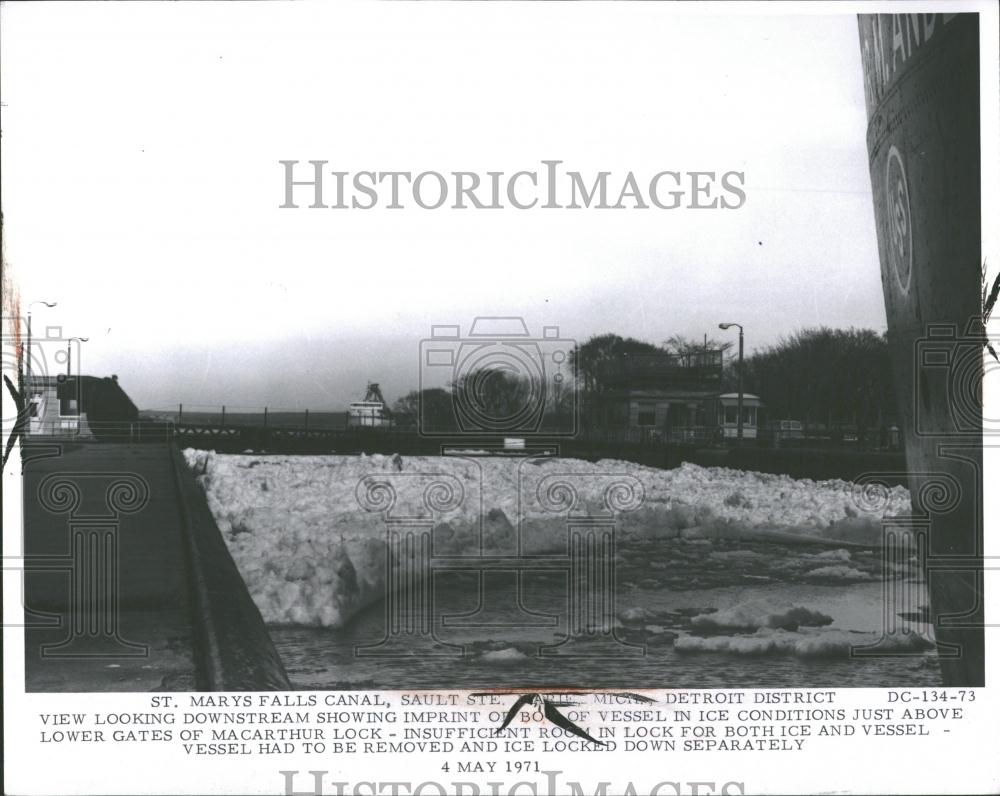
169;444;291;691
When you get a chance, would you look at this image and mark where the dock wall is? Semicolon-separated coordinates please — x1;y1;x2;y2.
168;444;291;690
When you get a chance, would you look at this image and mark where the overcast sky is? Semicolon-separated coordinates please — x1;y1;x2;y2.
2;4;886;412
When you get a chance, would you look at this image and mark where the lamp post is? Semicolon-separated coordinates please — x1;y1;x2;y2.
24;300;58;391
66;337;89;377
718;322;744;448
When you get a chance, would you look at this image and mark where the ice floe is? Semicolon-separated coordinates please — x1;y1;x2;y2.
184;451;910;627
675;627;932;658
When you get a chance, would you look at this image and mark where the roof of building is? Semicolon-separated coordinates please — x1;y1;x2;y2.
717;392;763;404
26;374;116;387
26;374;71;385
610;389;720;400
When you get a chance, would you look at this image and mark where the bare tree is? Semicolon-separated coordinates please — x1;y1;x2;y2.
662;334;732;359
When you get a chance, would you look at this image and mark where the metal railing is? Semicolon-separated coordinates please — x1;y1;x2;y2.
24;419;176;443
142;404;359;431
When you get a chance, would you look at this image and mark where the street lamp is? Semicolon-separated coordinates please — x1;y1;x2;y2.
24;300;58;391
718;322;744;448
66;337;89;377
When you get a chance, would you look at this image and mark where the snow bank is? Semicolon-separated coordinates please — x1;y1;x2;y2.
184;451;910;628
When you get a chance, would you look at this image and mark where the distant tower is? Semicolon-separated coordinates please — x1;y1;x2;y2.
364;382;387;405
348;382;392;428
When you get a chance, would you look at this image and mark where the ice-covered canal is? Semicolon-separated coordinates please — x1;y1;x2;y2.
184;451;942;689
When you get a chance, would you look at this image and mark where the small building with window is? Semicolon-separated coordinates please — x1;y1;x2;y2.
26;374;138;437
27;375;85;435
585;351;763;443
712;392;763;440
587;350;723;441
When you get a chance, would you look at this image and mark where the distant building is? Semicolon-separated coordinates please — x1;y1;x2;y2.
347;382;393;428
589;350;722;436
714;392;763;440
587;351;762;441
27;374;139;437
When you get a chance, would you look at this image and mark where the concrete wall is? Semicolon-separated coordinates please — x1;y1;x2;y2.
169;445;291;690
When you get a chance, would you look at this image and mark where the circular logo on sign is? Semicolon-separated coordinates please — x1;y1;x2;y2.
885;145;912;295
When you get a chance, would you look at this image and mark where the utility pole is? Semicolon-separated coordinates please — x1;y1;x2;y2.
718;322;745;448
67;337;89;377
24;300;58;395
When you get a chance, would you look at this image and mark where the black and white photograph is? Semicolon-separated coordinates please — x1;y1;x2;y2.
2;3;997;794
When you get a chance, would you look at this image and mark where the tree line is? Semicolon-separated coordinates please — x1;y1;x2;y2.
391;327;897;435
392;366;574;433
735;326;896;432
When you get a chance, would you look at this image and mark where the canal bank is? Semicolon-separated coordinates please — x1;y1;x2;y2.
20;440;289;692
